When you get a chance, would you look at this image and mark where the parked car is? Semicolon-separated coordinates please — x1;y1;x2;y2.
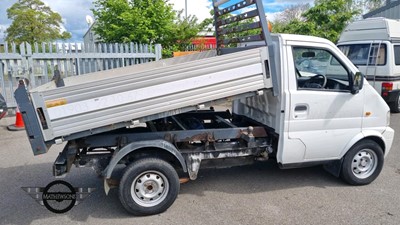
0;93;7;120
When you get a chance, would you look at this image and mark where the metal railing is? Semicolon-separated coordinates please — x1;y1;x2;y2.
0;42;162;108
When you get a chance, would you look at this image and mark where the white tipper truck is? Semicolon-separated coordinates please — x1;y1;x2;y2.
337;17;400;112
16;0;394;215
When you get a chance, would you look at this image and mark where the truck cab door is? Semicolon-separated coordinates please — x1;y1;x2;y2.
279;41;364;164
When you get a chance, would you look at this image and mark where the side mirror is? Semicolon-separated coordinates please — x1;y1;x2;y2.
351;71;363;94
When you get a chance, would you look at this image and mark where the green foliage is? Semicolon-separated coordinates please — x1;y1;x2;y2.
5;0;71;44
273;0;360;43
201;9;260;48
92;0;175;43
171;11;202;50
92;0;202;58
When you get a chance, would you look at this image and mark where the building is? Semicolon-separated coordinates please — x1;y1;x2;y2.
363;0;400;19
83;22;101;45
190;30;216;50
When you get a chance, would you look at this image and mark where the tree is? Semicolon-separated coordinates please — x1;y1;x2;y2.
166;11;202;53
92;0;202;57
274;3;311;24
365;0;385;10
345;0;386;13
272;3;310;35
273;0;359;43
5;0;71;44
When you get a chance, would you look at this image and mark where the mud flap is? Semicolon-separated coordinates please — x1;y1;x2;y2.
323;159;343;177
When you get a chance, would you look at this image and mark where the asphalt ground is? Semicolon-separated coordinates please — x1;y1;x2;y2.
0;113;399;225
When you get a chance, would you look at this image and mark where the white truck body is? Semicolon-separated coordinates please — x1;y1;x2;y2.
18;33;394;170
28;48;272;142
337;17;400;112
15;0;394;216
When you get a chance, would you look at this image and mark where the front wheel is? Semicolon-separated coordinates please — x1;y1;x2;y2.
119;158;180;216
340;140;384;185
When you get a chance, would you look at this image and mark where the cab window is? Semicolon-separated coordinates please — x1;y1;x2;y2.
293;47;350;91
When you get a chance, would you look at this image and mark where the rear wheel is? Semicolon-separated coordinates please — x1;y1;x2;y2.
340;140;384;185
119;158;180;216
389;93;400;113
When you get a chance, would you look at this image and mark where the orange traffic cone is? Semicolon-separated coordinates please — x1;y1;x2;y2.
7;108;25;131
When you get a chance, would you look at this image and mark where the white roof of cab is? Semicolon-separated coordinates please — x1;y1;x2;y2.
240;33;336;48
277;33;334;45
338;17;400;43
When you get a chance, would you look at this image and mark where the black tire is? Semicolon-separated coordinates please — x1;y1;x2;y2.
119;158;180;216
389;94;400;113
340;140;384;185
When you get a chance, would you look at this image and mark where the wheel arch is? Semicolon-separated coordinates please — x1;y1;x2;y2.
363;136;385;154
103;140;187;180
339;131;386;159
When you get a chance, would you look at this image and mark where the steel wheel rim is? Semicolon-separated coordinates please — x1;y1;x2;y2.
131;170;169;207
351;149;378;179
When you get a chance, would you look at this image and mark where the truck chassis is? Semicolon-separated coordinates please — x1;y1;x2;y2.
52;109;275;215
54;109;274;180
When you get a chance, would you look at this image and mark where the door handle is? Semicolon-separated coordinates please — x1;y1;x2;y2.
294;104;309;119
295;105;308;111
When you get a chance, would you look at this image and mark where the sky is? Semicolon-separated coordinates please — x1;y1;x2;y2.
0;0;314;42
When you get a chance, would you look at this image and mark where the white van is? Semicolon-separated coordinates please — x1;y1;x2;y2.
337;17;400;112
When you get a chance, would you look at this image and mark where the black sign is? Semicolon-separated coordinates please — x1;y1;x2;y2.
42;180;77;213
22;180;95;214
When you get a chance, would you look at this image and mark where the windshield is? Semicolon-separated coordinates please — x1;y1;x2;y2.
338;44;386;66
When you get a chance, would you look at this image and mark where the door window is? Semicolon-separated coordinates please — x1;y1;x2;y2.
293;47;350;91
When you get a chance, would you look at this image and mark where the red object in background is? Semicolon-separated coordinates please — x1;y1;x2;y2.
191;37;216;50
382;82;393;97
192;37;216;46
7;108;25;131
13;111;24;128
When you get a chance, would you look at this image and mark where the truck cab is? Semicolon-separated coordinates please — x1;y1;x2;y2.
337;17;400;112
234;34;393;166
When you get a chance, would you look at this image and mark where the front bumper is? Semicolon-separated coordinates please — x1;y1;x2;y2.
382;127;395;157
